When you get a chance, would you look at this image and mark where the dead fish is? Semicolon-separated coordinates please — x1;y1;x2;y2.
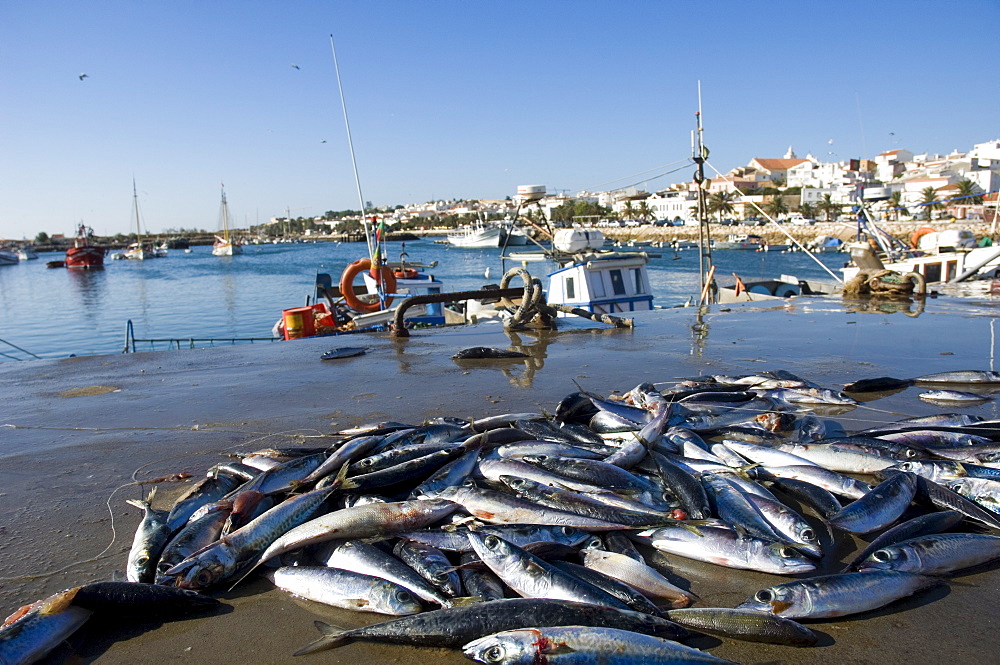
452;347;530;360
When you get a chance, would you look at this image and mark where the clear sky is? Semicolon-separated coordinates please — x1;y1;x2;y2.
2;0;998;240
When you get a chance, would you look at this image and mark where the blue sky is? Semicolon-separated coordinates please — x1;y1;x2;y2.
2;0;998;240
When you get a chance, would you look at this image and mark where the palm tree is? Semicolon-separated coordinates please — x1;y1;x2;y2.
764;195;788;220
919;186;942;221
797;202;816;220
707;191;736;221
817;194;839;222
622;201;636;224
954;179;983;205
637;201;655;223
888;191;904;221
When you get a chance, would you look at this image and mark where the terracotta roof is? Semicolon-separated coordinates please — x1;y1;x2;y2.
750;158;809;171
877;149;903;156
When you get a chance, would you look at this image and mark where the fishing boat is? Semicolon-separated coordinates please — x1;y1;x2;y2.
0;248;18;266
545;250;655;315
840;206;1000;285
65;223;106;269
15;247;38;261
712;234;763;250
212;186;243;256
447;222;504;248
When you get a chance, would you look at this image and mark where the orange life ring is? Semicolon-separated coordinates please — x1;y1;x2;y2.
394;268;419;280
910;227;936;249
340;258;396;313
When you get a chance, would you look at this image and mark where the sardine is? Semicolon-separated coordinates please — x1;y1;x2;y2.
266;566;423;615
737;570;942;618
463;626;735;665
293;598;688;654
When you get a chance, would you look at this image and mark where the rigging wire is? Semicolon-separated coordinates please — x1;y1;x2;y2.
587;157;693;192
704;160;843;283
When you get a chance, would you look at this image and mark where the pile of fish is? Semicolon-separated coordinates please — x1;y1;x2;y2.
6;368;1000;664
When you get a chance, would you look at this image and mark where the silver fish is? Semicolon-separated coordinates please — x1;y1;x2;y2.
266;566;423;615
125;489;171;584
466;532;630;609
0;588;93;665
636;524;815;575
737;570;942;618
859;532;1000;576
462;626;735;665
829;472;917;534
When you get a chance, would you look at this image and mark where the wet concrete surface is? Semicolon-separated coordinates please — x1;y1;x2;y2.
3;294;1000;664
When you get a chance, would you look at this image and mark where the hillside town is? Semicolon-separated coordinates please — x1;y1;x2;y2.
283;138;1000;234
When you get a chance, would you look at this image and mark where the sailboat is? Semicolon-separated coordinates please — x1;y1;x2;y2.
123;180;158;260
212;185;243;256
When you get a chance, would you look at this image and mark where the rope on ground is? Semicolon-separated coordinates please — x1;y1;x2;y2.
498;267;634;329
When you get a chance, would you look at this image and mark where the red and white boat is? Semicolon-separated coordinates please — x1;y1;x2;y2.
65;224;106;269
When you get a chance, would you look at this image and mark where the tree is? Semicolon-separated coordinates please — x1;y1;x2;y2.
764;195;788;219
797;202;816;219
637;201;654;223
919;186;943;221
35;231;49;243
954;179;983;205
621;201;636;223
888;191;904;221
707;191;736;221
817;194;839;222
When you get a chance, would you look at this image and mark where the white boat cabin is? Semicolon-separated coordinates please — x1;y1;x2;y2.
547;252;654;316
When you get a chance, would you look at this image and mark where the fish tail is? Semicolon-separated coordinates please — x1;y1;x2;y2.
292;622;351;655
334;462;357;490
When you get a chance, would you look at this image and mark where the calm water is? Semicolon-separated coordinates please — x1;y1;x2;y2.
0;239;847;362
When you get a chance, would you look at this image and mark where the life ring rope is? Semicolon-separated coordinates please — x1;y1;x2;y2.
340;258;396;313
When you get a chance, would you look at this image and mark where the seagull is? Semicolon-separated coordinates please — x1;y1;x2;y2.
78;73;88;80
320;139;326;143
484;267;491;279
291;64;300;69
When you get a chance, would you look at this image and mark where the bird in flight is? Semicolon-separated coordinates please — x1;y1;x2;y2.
79;73;88;80
320;139;327;143
291;64;300;69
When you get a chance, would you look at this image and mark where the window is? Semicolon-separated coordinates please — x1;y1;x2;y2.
924;262;942;282
566;276;575;299
609;269;626;295
632;268;644;293
591;273;606;298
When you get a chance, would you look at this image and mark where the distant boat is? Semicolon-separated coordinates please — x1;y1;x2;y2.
447;222;503;248
0;248;18;266
212;186;243;256
123;180;158;260
65;223;106;269
16;247;39;260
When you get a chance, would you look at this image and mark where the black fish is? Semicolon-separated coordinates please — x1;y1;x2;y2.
844;377;914;392
452;347;529;359
71;581;222;618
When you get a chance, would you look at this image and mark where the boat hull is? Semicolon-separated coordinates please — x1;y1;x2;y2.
212;242;243;256
65;246;106;269
447;226;503;248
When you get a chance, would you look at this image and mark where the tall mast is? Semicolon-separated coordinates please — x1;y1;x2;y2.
132;177;143;245
692;83;715;304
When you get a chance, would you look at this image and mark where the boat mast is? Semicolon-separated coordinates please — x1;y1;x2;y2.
329;34;375;263
221;185;231;242
692;83;715;304
132;177;144;249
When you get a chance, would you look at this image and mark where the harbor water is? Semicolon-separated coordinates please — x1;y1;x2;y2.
0;239;846;362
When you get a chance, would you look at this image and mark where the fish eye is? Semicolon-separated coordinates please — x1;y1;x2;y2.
800;528;815;541
196;570;214;586
904;450;919;459
483;645;506;663
560;526;573;535
135;556;148;566
900;462;913;470
395;590;413;603
779;547;796;558
535;455;549;462
755;589;774;602
434;571;449;582
873;549;893;562
484;535;501;549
